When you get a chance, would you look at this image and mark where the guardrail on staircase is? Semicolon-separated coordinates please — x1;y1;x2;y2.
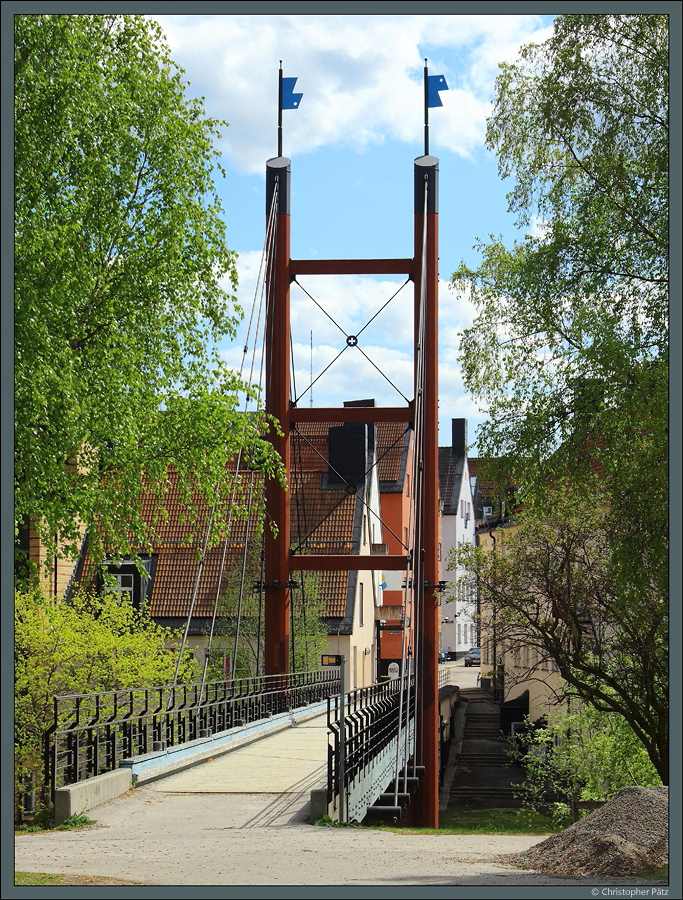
327;674;415;823
44;669;340;799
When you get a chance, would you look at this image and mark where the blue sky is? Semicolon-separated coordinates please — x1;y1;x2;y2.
153;13;556;450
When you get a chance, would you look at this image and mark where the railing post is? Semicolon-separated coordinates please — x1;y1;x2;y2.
339;655;346;823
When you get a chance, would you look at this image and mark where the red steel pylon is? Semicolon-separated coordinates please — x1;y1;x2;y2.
263;154;440;826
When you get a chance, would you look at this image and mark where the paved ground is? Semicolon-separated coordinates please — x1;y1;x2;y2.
13;661;659;887
14;791;661;887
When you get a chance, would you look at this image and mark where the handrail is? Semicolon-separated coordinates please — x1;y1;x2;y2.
45;669;340;797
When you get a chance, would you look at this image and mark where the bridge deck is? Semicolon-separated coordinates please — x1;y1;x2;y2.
144;711;329;796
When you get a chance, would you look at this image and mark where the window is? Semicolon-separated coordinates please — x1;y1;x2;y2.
107;573;135;603
358;582;364;627
483;506;493;519
101;556;156;611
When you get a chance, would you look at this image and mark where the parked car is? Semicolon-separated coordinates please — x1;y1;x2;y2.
463;647;481;667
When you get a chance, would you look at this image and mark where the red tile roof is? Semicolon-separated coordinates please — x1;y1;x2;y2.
80;427;381;622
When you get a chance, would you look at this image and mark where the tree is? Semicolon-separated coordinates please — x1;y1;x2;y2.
453;14;668;586
453;487;668;783
505;704;662;826
14;587;198;820
14;15;282;568
204;543;328;679
450;15;668;775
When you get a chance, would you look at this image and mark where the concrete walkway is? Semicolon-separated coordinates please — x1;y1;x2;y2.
14;789;657;887
141;710;329;826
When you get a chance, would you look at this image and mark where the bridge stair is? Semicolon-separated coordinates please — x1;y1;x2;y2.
448;688;526;809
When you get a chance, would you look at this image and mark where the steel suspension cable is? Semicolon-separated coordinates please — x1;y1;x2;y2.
394;173;429;786
196;181;279;691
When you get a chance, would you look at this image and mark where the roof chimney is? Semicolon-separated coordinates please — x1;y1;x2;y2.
344;399;376;451
451;418;467;457
328;423;367;486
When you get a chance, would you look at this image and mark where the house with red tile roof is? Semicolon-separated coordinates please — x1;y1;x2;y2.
55;402;413;691
18;398;423;690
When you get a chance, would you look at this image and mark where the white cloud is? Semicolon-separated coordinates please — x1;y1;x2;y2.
220;250;487;445
154;14;553;174
528;215;551;240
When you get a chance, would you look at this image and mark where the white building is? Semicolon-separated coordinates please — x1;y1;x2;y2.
438;419;477;657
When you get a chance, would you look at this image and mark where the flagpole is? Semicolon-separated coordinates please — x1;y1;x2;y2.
278;61;283;157
424;59;429;156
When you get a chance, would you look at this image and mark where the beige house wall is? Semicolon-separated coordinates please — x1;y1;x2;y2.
27;520;85;599
477;521;567;721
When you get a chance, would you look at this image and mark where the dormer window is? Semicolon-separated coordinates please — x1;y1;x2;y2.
107;572;135;602
100;556;156;611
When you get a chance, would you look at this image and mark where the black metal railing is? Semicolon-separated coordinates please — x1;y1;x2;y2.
327;675;415;812
45;669;340;799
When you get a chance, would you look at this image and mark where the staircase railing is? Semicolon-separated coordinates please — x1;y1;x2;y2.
327;674;415;822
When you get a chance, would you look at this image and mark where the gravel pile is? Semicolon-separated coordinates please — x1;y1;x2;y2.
504;786;668;878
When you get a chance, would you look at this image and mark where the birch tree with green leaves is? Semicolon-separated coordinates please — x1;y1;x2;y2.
14;14;282;568
451;15;668;780
453;15;668;586
14;588;199;821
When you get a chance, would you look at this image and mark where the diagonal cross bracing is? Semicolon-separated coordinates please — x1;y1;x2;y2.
291;276;412;405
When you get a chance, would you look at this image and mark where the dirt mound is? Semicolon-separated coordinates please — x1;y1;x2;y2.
505;786;668;877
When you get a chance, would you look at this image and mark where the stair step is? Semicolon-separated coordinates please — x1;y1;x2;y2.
457;758;509;766
450;787;521;797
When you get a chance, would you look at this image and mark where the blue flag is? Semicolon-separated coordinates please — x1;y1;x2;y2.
281;76;303;110
427;74;448;108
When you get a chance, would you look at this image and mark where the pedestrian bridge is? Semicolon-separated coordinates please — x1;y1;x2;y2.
47;666;463;826
132;706;332;826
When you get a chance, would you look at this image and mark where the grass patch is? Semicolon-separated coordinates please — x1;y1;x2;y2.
15;873;74;886
314;814;362;828
15;813;96;834
319;807;560;834
372;807;559;835
54;813;96;830
15;872;146;886
638;864;668;882
438;807;559;835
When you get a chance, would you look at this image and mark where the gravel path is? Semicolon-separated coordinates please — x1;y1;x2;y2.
14;788;666;887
